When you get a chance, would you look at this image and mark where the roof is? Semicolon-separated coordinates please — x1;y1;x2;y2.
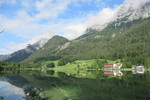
104;64;114;68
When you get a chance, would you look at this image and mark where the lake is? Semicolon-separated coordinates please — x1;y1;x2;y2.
0;70;150;100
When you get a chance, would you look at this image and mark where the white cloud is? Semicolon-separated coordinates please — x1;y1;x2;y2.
124;0;150;9
0;0;120;54
85;7;119;28
0;0;17;5
35;0;69;20
57;7;119;40
61;24;86;40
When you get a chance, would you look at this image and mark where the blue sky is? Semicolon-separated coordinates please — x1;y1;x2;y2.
0;0;125;54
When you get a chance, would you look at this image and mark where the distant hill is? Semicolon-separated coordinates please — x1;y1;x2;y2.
0;55;9;60
22;35;70;63
4;39;47;62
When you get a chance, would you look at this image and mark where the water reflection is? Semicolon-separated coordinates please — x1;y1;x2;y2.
0;73;48;100
0;81;25;100
132;69;145;74
0;70;150;100
104;70;123;77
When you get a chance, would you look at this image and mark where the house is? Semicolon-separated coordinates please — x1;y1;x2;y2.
41;66;46;69
113;63;123;69
132;65;145;70
104;63;122;69
104;70;123;77
132;65;145;74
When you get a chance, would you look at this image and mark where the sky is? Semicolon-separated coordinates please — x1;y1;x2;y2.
0;0;125;55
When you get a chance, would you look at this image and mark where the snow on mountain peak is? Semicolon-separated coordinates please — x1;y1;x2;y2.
116;0;150;21
90;0;150;30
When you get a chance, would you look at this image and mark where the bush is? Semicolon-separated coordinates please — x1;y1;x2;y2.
47;62;55;68
47;70;55;75
93;59;108;69
58;59;68;66
57;57;76;66
123;62;132;68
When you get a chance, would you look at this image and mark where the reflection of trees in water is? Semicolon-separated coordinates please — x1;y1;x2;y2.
46;70;55;75
57;72;76;81
23;87;48;100
15;71;150;100
0;96;4;100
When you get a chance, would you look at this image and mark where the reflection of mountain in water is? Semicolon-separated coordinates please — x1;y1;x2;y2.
0;74;48;100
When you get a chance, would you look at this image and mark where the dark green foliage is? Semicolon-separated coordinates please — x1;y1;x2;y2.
0;61;21;70
122;62;132;68
46;70;55;75
92;59;108;69
145;56;150;68
58;58;68;66
58;58;75;66
33;55;60;63
46;62;55;68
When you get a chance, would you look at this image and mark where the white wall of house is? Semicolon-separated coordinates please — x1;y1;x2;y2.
113;63;122;69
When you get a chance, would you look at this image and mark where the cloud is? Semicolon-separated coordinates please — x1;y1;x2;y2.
61;23;86;40
57;7;119;40
0;0;120;54
35;0;70;20
0;0;17;5
85;7;119;28
124;0;150;9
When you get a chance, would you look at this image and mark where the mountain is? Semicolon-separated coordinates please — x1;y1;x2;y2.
75;28;98;40
24;0;150;65
4;39;48;62
22;35;70;63
116;0;150;22
0;55;9;60
77;0;150;40
60;18;150;63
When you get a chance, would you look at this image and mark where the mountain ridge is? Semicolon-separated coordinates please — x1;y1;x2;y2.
4;39;48;62
22;35;70;63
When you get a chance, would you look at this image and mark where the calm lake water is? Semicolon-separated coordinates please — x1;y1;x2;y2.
0;70;150;100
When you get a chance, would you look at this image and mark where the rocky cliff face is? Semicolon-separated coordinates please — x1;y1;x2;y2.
116;0;150;22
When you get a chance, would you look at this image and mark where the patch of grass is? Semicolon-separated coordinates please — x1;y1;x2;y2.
31;59;121;73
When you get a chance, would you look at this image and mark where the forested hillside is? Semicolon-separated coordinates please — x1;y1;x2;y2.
23;35;70;63
57;18;150;65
